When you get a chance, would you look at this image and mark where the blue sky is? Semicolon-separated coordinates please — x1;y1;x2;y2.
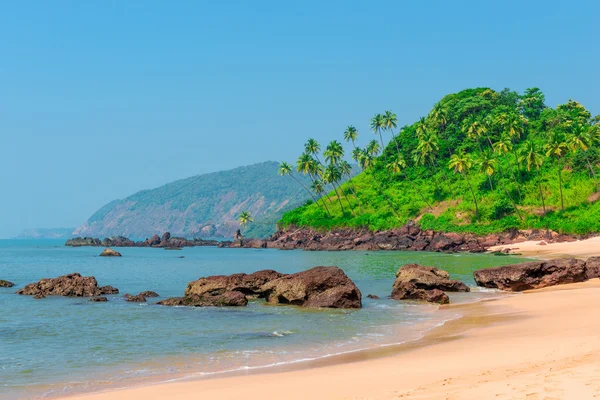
0;0;598;237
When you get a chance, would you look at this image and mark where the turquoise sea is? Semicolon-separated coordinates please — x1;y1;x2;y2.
0;240;528;399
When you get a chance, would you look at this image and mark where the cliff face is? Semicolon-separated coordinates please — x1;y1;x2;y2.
73;162;311;239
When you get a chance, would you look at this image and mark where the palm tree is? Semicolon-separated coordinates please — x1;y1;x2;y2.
477;150;498;191
520;141;546;214
464;116;487;152
448;151;479;216
309;179;332;216
238;211;253;228
383;110;400;153
544;135;569;211
568;124;598;191
493;134;523;200
296;153;332;215
343;126;358;148
416;117;428;139
386;154;432;210
278;161;319;204
339;160;364;213
366;140;381;157
430;103;447;133
370;113;386;156
322;164;347;214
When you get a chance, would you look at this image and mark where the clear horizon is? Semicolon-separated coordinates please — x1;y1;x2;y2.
1;0;598;238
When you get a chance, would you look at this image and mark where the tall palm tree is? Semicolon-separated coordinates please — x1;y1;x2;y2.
278;161;319;204
324;141;354;212
309;179;332;216
322;164;347;214
296;153;332;215
448;151;479;216
366;140;381;157
520;141;546;214
238;211;253;228
343;126;358;148
383;110;400;153
568;124;598;191
464;115;487;152
477;150;498;191
416;117;428;139
370;114;386;156
493;134;523;200
544;135;569;211
339;160;364;213
359;148;399;216
386;154;432;210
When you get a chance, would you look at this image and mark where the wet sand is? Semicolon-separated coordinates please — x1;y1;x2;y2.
488;235;600;259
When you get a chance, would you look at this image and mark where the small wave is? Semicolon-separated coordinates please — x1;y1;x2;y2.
270;330;293;337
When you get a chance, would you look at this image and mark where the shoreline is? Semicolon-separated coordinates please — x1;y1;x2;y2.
488;236;600;260
53;241;600;400
60;279;600;399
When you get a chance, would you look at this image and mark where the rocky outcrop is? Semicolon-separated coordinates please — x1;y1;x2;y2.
260;266;362;308
16;273;118;298
473;259;588;291
0;280;15;288
390;264;468;304
264;222;586;253
139;291;159;297
65;232;221;248
124;293;147;302
158;291;248;307
90;296;108;302
184;270;285;298
99;248;122;257
99;285;119;294
65;237;101;247
393;264;470;292
585;257;600;280
391;282;449;304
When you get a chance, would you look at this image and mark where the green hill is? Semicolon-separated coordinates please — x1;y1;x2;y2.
279;87;600;235
74;161;315;239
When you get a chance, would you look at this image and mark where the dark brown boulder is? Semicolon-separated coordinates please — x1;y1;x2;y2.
147;234;161;246
65;237;102;247
473;258;588;291
140;291;159;297
99;248;122;257
259;266;362;308
157;291;248;307
124;293;147;302
393;264;470;293
99;285;119;294
0;280;15;288
585;257;600;280
367;294;380;299
90;296;108;302
184;270;285;298
16;273;109;297
391;282;449;304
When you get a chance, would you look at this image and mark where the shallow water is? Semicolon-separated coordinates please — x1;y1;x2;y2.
0;240;529;399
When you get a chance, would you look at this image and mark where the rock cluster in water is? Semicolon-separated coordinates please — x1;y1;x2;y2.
473;257;600;291
159;266;362;309
124;291;160;302
99;248;122;257
66;232;221;249
391;264;470;304
16;273;119;299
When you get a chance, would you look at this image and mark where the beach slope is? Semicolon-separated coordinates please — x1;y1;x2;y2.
65;279;600;400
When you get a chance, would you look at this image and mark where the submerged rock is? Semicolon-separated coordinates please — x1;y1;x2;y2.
260;266;362;308
90;296;108;302
124;293;147;302
17;273;116;298
99;248;122;257
391;282;449;304
473;258;588;291
139;291;159;298
99;285;119;294
158;291;248;307
0;280;15;288
367;294;380;299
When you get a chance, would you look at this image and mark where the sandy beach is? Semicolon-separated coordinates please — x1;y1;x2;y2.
61;243;600;400
488;236;600;260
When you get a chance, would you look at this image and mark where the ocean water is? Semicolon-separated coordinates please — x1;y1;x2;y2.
0;240;529;399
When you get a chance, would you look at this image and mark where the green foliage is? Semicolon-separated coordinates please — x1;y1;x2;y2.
279;87;600;236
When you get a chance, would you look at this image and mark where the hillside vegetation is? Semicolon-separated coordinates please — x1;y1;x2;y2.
74;162;313;239
279;88;600;235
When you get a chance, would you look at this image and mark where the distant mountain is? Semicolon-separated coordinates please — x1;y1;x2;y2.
15;228;75;240
73;161;316;239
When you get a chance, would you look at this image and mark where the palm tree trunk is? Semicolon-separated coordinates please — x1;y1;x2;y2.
378;131;386;158
536;168;546;214
583;152;599;192
463;172;479;216
558;165;565;212
496;161;523;220
337;182;356;215
290;175;319;204
487;174;494;191
404;172;433;210
330;183;347;214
